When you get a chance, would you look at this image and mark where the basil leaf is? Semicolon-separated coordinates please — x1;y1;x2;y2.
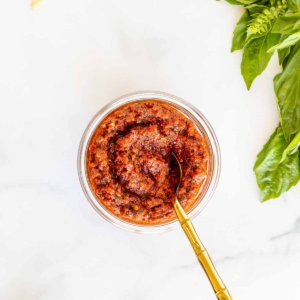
286;0;299;11
280;130;300;162
253;125;300;202
278;46;291;65
293;19;300;30
277;35;291;65
235;0;259;4
268;31;300;52
245;31;267;44
225;0;244;4
254;126;279;170
231;11;252;52
246;4;268;14
241;32;281;89
272;12;300;34
274;41;300;140
257;0;271;4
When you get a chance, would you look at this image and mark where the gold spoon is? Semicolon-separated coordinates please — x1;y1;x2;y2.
171;152;232;300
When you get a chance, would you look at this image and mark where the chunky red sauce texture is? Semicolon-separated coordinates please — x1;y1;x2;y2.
87;100;210;225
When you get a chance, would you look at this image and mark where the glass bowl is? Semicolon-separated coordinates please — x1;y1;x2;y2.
77;91;221;234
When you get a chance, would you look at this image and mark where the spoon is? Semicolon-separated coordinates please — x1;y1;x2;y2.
171;152;232;300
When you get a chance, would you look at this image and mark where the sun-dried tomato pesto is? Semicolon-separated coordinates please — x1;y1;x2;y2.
87;100;210;225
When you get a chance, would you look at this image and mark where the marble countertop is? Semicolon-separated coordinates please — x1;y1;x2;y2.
1;1;300;299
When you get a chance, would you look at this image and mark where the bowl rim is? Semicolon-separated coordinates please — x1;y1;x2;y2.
77;91;221;234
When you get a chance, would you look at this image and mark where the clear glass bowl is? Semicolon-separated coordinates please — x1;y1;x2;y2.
78;91;221;234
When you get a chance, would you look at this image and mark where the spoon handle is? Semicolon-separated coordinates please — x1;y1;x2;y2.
174;200;232;300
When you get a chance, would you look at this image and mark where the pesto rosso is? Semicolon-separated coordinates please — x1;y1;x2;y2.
87;100;211;225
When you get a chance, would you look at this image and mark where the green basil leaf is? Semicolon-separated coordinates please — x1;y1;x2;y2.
278;46;291;65
272;12;300;34
268;31;300;52
280;130;300;162
293;19;300;30
241;32;281;89
274;41;300;140
277;34;291;65
235;0;259;3
245;31;267;44
225;0;244;4
246;4;268;14
253;125;300;202
231;11;252;52
257;0;271;4
254;126;279;170
286;0;299;11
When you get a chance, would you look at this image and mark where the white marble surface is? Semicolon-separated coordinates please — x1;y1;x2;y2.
1;1;300;299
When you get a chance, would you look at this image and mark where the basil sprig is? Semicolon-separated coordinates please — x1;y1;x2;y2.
253;125;300;201
226;0;300;201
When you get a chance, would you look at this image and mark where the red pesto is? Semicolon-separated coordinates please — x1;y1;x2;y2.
87;100;210;225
